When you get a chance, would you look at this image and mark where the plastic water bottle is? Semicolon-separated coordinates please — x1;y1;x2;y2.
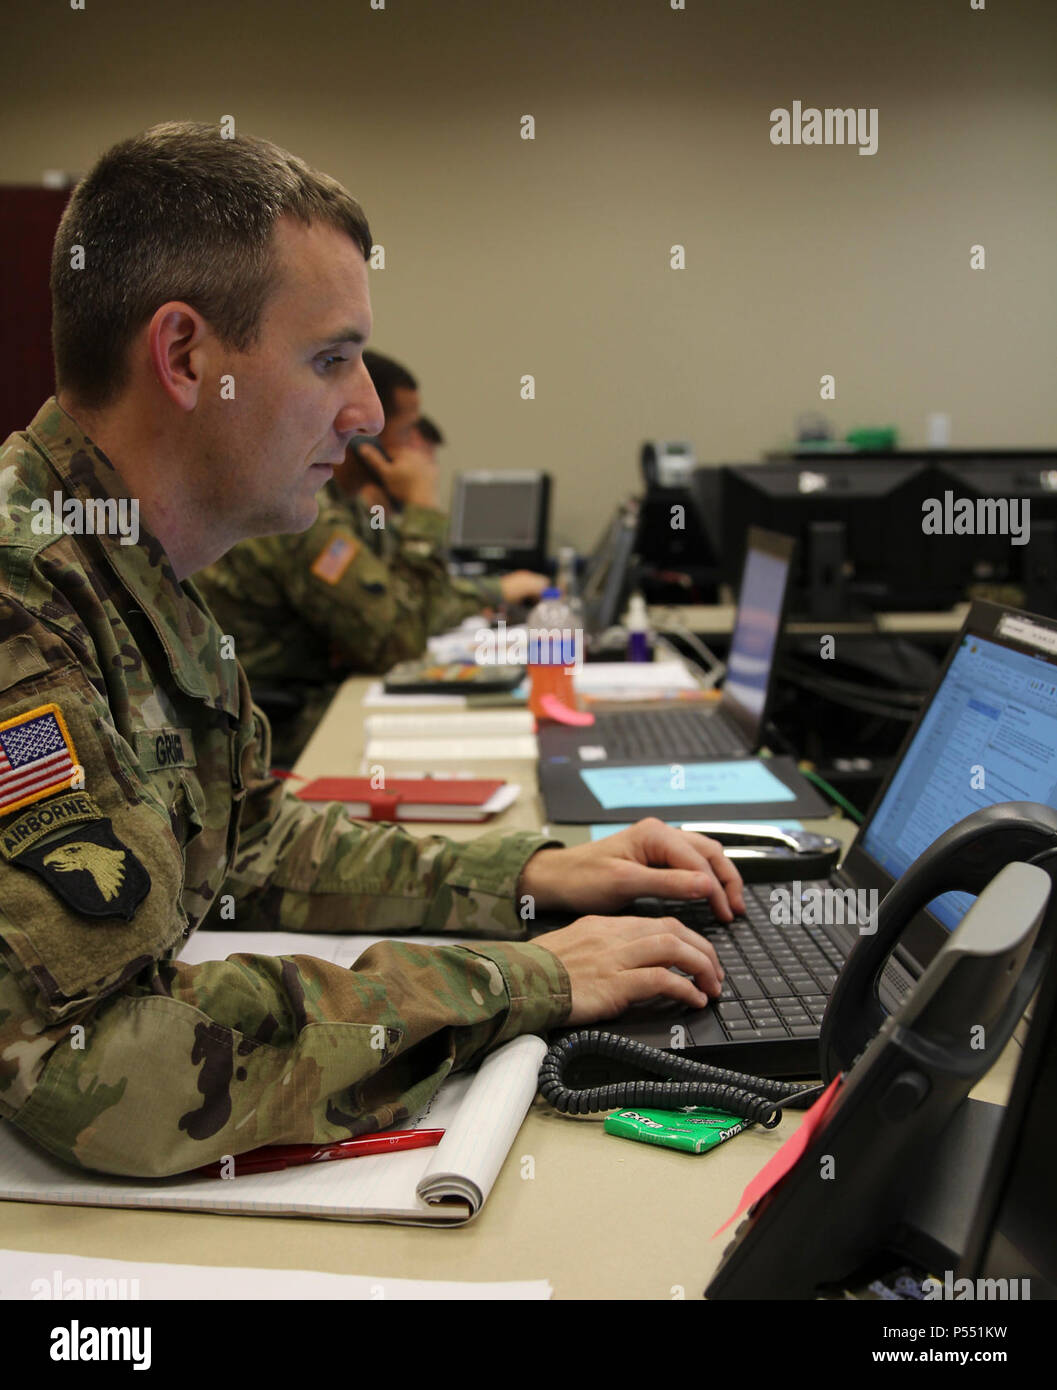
556;546;585;626
626;593;651;661
527;587;578;719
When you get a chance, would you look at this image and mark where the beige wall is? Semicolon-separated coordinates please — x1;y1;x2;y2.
4;0;1055;551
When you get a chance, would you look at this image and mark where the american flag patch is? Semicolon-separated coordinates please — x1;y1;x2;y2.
310;533;358;585
0;705;79;815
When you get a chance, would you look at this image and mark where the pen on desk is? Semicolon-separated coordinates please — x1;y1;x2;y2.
193;1128;445;1178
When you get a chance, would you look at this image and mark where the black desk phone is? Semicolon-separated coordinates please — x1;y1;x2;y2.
706;802;1057;1298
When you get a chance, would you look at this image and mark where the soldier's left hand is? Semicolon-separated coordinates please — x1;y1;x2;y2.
518;818;745;921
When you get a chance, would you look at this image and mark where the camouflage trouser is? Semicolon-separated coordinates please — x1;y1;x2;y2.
0;934;570;1178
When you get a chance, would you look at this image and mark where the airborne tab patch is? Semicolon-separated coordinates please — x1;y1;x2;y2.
0;791;104;860
0;704;79;815
310;532;358;585
8;819;151;921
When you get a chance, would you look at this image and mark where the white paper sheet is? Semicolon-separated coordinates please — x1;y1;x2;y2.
0;1249;551;1300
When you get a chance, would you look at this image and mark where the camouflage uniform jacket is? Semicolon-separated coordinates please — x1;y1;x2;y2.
342;482;503;635
0;400;568;1177
193;480;502;688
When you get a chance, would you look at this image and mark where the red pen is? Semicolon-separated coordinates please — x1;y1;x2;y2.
193;1128;445;1178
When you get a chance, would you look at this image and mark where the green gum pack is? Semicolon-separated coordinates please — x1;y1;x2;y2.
604;1106;748;1154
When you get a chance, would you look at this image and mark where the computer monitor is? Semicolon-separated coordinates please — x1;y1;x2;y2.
448;470;551;572
720;460;950;617
935;459;1057;618
579;501;639;642
721;526;795;745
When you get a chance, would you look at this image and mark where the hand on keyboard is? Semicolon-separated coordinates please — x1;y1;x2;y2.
519;818;746;921
533;914;726;1025
627;896;728;933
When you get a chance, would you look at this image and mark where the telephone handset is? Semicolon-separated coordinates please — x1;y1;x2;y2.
820;800;1057;1083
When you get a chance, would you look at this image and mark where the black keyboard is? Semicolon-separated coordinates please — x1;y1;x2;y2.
635;883;859;1043
597;708;743;760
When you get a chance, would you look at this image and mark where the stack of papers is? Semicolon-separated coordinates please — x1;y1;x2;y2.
572;661;704;701
363;709;537;762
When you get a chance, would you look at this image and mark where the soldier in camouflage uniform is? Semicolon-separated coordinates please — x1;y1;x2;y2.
192;470;496;764
0;123;739;1178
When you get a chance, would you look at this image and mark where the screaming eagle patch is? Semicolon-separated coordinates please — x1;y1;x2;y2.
6;818;151;921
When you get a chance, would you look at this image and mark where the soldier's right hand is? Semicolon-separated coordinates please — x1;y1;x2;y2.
532;915;724;1025
359;440;439;509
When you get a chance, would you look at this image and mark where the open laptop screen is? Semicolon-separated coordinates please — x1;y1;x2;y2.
721;529;794;742
862;627;1057;930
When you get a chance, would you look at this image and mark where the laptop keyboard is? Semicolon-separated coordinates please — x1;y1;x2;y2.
639;882;892;1043
596;708;742;759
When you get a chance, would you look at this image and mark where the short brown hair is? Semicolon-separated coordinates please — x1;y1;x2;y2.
51;121;372;409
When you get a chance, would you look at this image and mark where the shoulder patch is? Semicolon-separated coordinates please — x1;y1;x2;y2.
0;791;104;860
310;532;359;585
0;704;80;815
7;819;151;922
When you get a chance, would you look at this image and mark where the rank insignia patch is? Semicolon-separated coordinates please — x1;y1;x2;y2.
9;819;151;921
0;704;79;815
310;532;358;585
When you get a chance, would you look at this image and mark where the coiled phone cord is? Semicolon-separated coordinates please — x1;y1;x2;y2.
539;1030;824;1126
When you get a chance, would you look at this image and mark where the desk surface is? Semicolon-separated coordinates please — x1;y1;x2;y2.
650;602;971;639
0;674;1019;1300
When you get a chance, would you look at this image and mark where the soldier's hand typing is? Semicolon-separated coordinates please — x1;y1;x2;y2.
532;915;724;1024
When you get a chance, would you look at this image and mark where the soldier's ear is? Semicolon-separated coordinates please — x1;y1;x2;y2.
147;302;210;412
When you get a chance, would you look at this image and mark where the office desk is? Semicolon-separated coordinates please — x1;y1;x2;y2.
0;676;1020;1300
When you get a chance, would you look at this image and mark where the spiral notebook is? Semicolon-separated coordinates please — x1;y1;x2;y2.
0;929;547;1227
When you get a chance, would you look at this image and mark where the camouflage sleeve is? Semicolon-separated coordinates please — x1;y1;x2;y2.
283;502;473;674
470;574;505;608
215;766;559;939
422;572;502;636
0;926;571;1178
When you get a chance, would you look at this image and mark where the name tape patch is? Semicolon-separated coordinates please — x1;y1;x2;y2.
133;728;195;771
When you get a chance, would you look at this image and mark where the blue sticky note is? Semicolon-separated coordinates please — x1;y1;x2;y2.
580;761;795;810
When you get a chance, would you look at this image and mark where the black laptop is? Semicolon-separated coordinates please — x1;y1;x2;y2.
538;527;830;821
544;601;1057;1076
540;524;794;763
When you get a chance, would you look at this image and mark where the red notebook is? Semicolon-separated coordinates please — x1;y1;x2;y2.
294;776;515;822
